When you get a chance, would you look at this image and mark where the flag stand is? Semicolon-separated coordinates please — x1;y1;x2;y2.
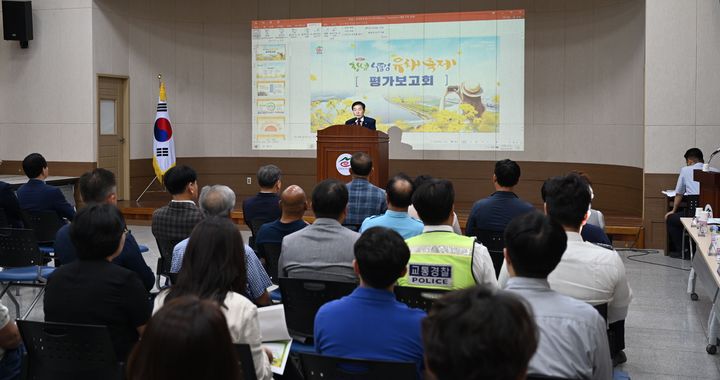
136;176;159;203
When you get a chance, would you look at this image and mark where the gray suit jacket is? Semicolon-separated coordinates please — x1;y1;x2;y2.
279;218;360;282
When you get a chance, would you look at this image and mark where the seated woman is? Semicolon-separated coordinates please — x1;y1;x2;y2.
154;216;273;380
127;296;241;380
44;203;151;361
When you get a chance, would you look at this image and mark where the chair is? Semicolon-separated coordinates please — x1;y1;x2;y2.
154;237;182;289
21;210;63;245
593;303;608;321
234;344;258;380
248;218;272;251
472;229;505;278
681;195;701;260
0;228;55;319
300;352;417;380
0;208;9;228
279;277;357;342
17;320;121;380
260;243;282;284
394;286;449;313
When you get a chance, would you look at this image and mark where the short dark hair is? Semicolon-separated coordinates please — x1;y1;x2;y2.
422;286;538;380
412;179;454;225
126;296;241;380
495;159;521;187
504;212;568;278
354;227;410;288
350;152;372;176
163;165;197;195
311;179;349;219
70;204;126;260
684;148;704;163
413;174;434;189
257;164;282;188
541;173;591;229
22;153;47;179
79;168;116;203
386;173;414;208
351;101;365;110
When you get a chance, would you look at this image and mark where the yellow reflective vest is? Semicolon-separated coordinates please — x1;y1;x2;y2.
397;231;476;290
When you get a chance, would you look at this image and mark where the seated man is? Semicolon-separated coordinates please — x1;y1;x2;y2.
504;212;612;379
465;159;535;235
360;173;423;239
255;185;308;261
16;153;75;221
397;179;497;290
171;185;272;306
422;286;538;380
408;175;462;234
343;152;387;229
54;168;154;290
314;227;425;375
151;165;204;267
279;179;360;282
44;204;151;361
0;181;23;227
242;164;282;227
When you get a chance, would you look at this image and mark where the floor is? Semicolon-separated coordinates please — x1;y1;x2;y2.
12;224;720;379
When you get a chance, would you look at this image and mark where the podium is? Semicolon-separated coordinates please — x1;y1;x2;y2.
316;125;389;187
694;170;720;212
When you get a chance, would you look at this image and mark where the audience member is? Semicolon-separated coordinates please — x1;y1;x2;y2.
504;212;612;379
398;179;497;290
156;216;272;380
279;179;359;282
170;185;272;306
151;165;203;269
465;159;535;235
343;152;387;229
0;300;22;380
127;296;241;380
243;164;282;227
360;173;423;239
0;181;23;228
408;175;461;234
255;185;308;260
44;204;151;361
573;171;611;245
315;227;425;375
422;286;538;380
53;168;154;290
16;153;75;221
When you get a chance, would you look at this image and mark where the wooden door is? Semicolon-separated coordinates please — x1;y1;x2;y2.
97;77;129;200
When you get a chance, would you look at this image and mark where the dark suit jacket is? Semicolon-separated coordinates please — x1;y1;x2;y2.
0;181;23;227
344;116;376;131
151;201;204;258
16;178;76;221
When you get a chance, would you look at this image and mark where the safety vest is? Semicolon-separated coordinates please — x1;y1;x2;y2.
398;231;476;290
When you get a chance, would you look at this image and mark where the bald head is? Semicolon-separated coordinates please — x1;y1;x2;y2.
280;185;307;220
386;173;414;210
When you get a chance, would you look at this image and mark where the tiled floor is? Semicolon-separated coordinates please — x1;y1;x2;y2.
13;225;720;379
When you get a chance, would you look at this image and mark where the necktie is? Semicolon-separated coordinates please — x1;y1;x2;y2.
356;118;361;125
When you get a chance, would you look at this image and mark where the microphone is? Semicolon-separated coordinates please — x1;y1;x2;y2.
704;147;720;172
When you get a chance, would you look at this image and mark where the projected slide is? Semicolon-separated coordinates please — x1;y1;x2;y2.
251;10;525;151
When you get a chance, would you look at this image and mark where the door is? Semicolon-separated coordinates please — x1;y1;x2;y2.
97;76;129;200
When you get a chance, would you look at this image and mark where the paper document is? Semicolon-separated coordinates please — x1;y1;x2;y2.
708;218;720;225
662;190;677;197
257;304;293;375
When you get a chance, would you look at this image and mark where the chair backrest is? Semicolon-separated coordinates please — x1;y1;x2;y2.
0;208;9;228
684;195;701;217
234;344;258;380
17;320;121;380
260;243;282;284
279;277;357;341
248;218;272;250
394;286;449;313
593;303;608;321
21;210;63;245
154;237;182;275
300;353;417;380
0;228;44;268
472;229;505;277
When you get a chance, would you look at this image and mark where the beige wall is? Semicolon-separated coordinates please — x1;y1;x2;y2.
645;0;720;174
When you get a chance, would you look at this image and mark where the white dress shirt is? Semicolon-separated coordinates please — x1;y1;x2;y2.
675;162;719;195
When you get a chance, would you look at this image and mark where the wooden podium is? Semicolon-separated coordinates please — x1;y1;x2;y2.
316;125;389;187
694;169;720;212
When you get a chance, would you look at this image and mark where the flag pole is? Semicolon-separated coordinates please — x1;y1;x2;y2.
135;74;164;203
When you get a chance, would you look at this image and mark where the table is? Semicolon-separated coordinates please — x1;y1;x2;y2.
682;217;720;353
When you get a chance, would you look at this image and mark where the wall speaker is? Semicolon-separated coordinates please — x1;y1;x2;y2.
2;1;33;48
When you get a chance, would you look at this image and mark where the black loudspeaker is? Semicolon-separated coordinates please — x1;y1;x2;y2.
2;1;33;48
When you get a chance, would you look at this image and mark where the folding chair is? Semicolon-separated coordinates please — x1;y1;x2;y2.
21;210;63;245
300;352;417;380
235;344;257;380
154;237;182;289
17;320;121;380
260;242;282;284
393;286;449;313
248;218;272;251
471;229;505;278
0;208;9;228
0;228;55;319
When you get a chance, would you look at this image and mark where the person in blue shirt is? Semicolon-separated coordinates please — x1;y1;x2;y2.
314;227;425;376
53;168;155;291
360;173;423;239
255;185;308;261
16;153;76;222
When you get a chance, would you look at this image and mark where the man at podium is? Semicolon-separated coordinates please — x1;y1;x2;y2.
344;101;376;130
